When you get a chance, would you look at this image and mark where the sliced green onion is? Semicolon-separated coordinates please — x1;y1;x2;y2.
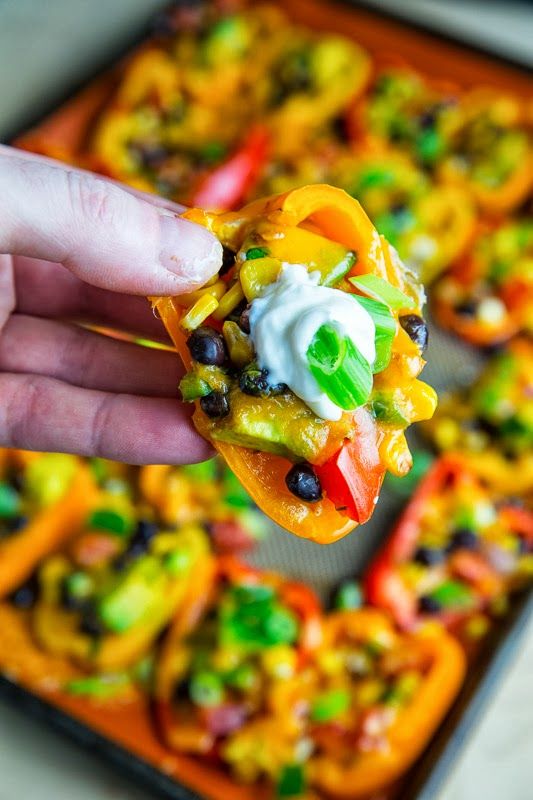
264;606;299;646
352;295;396;373
349;274;416;311
307;324;372;410
277;764;306;798
310;688;351;722
245;246;270;260
428;580;475;610
87;507;133;536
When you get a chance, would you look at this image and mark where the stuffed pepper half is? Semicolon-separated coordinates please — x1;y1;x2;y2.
364;455;533;635
330;149;475;283
33;479;214;671
139;458;267;553
152;185;437;542
154;556;322;779
434;215;533;345
423;339;533;495
0;450;96;599
307;608;465;798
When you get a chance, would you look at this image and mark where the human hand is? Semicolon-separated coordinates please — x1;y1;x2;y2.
0;145;222;464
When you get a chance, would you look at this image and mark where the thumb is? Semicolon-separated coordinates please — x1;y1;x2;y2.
0;149;222;294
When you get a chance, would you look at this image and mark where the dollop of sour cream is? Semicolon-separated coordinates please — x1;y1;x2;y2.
249;264;375;421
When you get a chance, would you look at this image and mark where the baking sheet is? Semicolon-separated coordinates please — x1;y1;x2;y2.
1;1;532;798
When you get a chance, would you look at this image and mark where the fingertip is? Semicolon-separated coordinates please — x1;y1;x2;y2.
158;212;223;293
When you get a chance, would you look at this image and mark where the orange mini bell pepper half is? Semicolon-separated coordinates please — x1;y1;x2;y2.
0;451;97;598
154;555;323;758
309;608;465;798
151;185;436;543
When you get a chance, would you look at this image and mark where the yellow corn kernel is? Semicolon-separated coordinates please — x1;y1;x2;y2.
195;364;231;392
434;417;460;451
180;293;219;331
222;321;254;367
517;554;533;578
379;429;412;477
212;647;241;673
213;282;245;320
261;645;297;680
464;614;490;641
393;669;421;701
409;380;438;422
240;257;281;301
316;650;345;677
174;280;226;308
354;678;385;707
399;562;426;591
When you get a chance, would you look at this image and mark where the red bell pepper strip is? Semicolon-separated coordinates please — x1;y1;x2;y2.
189;126;269;211
315;408;385;525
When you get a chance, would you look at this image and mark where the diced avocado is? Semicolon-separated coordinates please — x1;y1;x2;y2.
179;372;212;402
208;388;351;462
97;556;166;633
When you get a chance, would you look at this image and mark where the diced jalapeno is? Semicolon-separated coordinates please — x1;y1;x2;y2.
0;482;21;519
333;580;362;610
189;670;224;708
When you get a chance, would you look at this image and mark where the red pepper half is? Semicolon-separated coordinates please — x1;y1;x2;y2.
364;455;479;629
189;126;269;211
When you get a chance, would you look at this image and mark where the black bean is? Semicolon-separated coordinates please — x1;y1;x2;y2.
454;300;477;318
391;203;408;216
79;607;105;637
238;304;251;334
6;515;28;534
135;519;159;545
447;528;478;552
418;595;441;614
9;575;39;609
413;546;445;566
331;115;349;143
200;391;230;418
285;463;322;503
239;366;271;397
419;110;437;130
187;327;227;366
10;473;25;492
220;246;237;277
129;142;168;169
399;314;429;352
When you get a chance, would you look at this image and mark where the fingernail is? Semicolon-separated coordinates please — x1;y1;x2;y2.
159;212;222;292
